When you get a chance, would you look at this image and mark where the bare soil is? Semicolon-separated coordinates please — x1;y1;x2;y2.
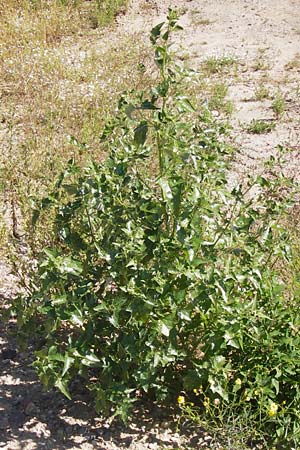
1;0;300;448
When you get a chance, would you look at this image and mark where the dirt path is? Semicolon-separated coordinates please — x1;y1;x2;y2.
1;1;300;449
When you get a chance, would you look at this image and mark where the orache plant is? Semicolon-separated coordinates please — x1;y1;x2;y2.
13;10;300;446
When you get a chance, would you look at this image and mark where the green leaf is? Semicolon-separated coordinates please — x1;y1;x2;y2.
224;331;240;349
140;100;158;110
150;22;164;44
59;257;83;276
176;96;195;113
55;378;71;400
125;104;135;119
158;178;173;200
62;184;78;195
159;320;171;337
81;353;101;367
271;378;280;395
62;355;74;377
51;295;67;306
209;377;229;401
70;313;84;327
134;121;148;147
178;310;191;322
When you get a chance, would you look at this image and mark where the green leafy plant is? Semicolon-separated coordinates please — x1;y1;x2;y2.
12;10;300;447
272;92;286;118
246;119;276;134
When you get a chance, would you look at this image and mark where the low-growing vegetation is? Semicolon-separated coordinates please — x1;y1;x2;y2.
272;92;286;118
246;119;276;134
8;11;300;449
201;56;238;76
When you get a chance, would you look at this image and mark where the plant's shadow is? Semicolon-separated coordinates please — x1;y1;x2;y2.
0;319;203;450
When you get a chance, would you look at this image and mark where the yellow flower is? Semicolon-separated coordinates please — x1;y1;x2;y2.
203;398;210;408
235;378;242;386
268;402;278;417
177;395;185;405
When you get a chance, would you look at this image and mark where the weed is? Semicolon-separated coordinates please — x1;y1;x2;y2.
94;0;128;28
192;17;211;26
190;8;211;26
254;85;270;101
208;82;234;115
285;53;300;70
271;92;286;118
252;48;270;71
246;119;276;134
201;56;238;75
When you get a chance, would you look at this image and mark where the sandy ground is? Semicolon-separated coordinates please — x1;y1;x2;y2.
1;0;300;448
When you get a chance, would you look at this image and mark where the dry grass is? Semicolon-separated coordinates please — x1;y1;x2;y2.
0;0;153;252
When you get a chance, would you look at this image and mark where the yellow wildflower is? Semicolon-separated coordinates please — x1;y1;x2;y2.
203;398;210;408
268;402;278;417
235;378;242;386
177;395;185;405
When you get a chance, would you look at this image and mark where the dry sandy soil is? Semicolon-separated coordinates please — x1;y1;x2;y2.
1;0;300;449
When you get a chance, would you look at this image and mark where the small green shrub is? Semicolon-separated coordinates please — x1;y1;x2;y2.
12;11;300;447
